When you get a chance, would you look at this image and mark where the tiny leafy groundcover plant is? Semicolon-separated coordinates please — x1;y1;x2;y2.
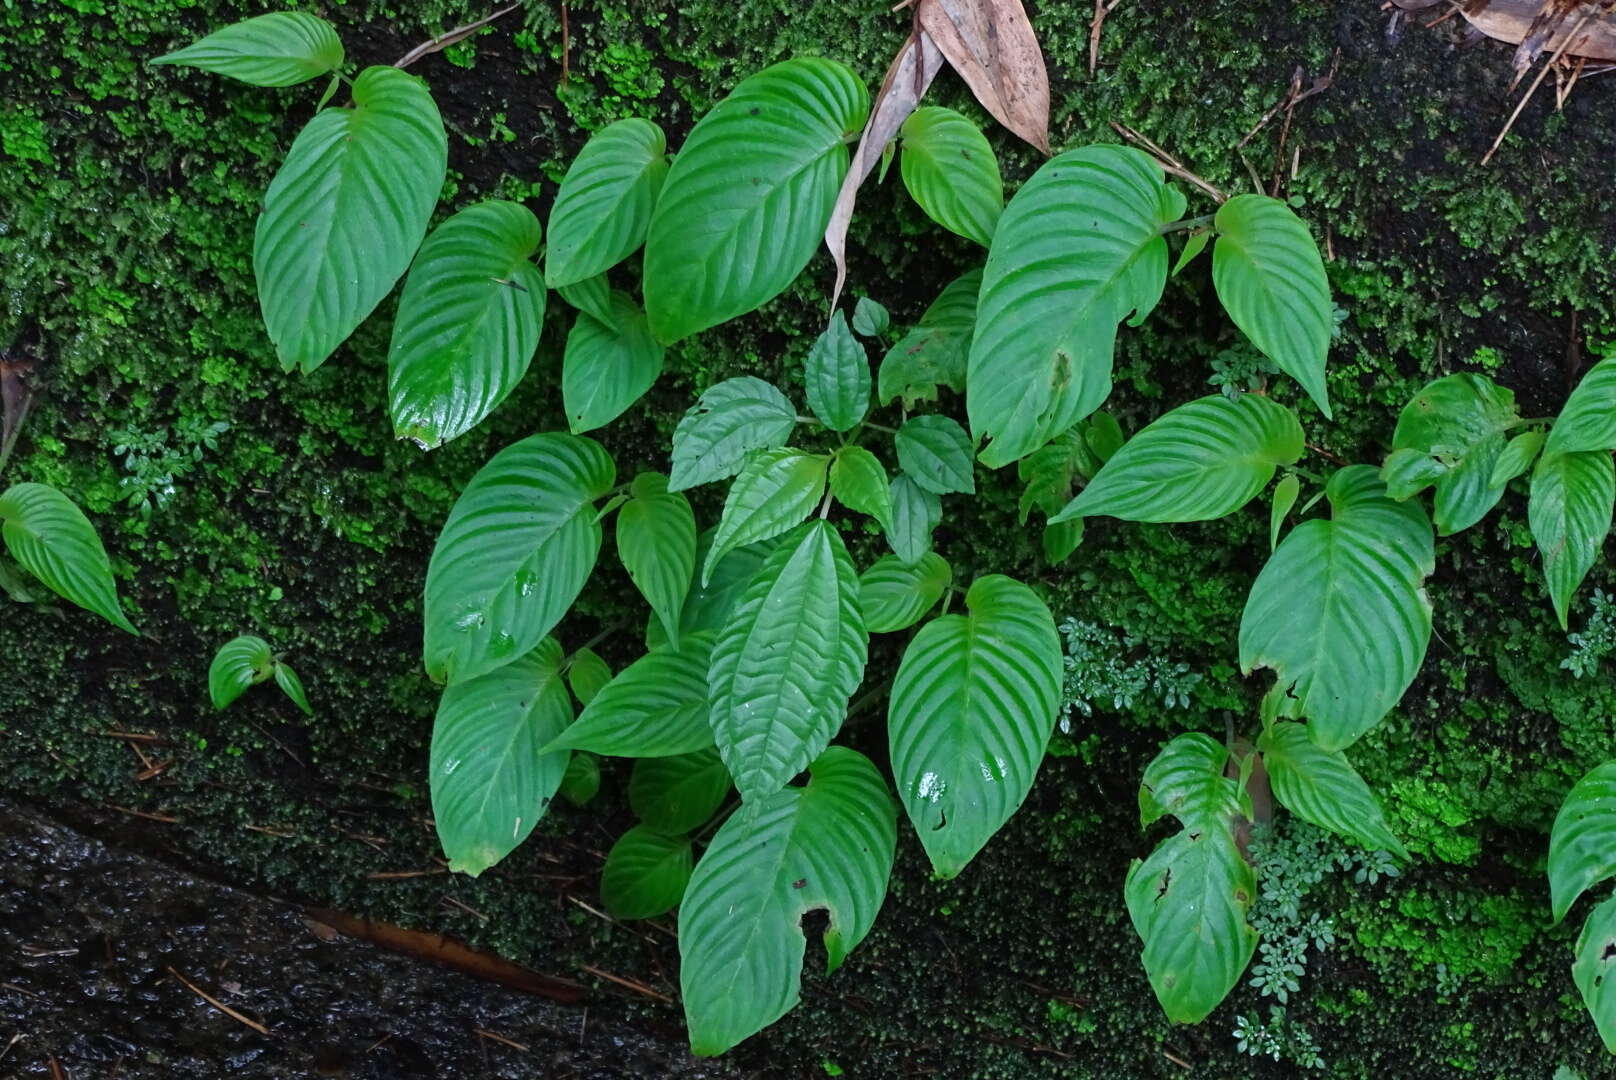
144;8;1616;1056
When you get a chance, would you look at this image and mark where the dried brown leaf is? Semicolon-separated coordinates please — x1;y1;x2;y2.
917;0;1051;154
1457;0;1616;63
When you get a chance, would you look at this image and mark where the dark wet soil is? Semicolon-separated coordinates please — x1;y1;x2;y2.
0;799;734;1080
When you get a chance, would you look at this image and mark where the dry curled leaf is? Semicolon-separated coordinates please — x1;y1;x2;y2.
824;27;945;311
1396;0;1616;64
917;0;1051;154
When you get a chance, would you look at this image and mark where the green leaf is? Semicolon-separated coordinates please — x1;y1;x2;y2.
556;272;614;325
1053;394;1303;524
1381;373;1518;535
852;297;890;337
1211;194;1333;418
273;662;313;716
423;433;614;685
1530;450;1615;630
630;747;731;832
1240;466;1434;751
646;531;780;650
1572;892;1616;1052
669;377;798;492
708;521;868;802
1491;429;1545;488
1138;733;1248;831
1550;762;1616;923
805;312;871;432
968;146;1183;467
0;482;137;634
1018;425;1099;522
702;449;829;585
888;575;1062;877
545;633;717;757
898;106;1003;246
617;472;697;647
562;292;665;433
387;200;546;448
679;747;896;1056
1125;826;1257;1024
209;635;275;710
895;415;976;495
255;66;447;373
859;552;951;633
1548;356;1616;456
152;12;343;87
829;446;892;529
544;118;670;288
644;59;870;343
1258;721;1406;857
1086;411;1125;462
1172;229;1210;277
567;647;612;707
430;639;572;876
885;473;941;566
559;752;601;805
1042;518;1084;563
879;267;980;408
602;825;694;920
1270;472;1300;551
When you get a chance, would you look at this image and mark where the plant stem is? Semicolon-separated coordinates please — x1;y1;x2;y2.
1159;213;1216;236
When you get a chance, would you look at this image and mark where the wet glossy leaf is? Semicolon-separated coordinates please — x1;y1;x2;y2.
1550;762;1616;923
679;748;896;1056
255;66;447;373
1052;394;1302;524
1259;721;1406;857
562;292;665;433
430;639;572;876
888;574;1061;877
899;106;1002;245
852;297;890;337
1211;194;1333;417
805;312;870;432
630;747;731;832
703;449;829;584
273;662;313;716
0;482;136;634
1573;892;1616;1052
152;12;343;87
1381;373;1517;535
968;146;1182;466
1270;472;1300;551
708;521;868;802
545;118;669;288
1240;466;1434;751
545;633;717;758
617;472;696;646
829;446;892;529
1138;733;1248;830
387;200;546;448
1491;429;1545;487
885;473;941;565
895;414;976;495
602;825;693;920
669;377;798;492
644;59;870;343
879;267;980;408
423;433;614;685
1548;356;1616;456
1529;450;1615;630
566;647;612;707
209;635;275;710
859;552;951;633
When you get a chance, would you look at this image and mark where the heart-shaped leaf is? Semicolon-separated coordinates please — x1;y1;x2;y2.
968;146;1182;467
1138;732;1248;830
899;106;1003;246
545;118;669;288
209;635;275;710
1573;892;1616;1051
703;449;829;584
679;747;896;1056
1258;721;1406;857
0;482;137;634
644;59;869;343
152;12;344;87
708;521;868;802
1550;762;1616;923
556;272;614;325
859;552;951;633
566;647;612;707
544;633;717;758
888;574;1061;877
1052;394;1302;523
829;446;892;529
879;266;980;408
601;825;694;920
1240;466;1434;751
852;297;890;337
617;472;696;647
387;200;546;448
1380;373;1518;535
886;473;942;566
430;639;572;876
630;747;731;832
805;311;871;432
423;433;614;685
896;414;976;495
1529;450;1615;630
669;377;798;492
1548;356;1616;456
562;292;665;433
1211;194;1333;417
255;66;447;373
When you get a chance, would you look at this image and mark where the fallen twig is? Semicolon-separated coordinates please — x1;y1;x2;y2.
1089;0;1123;75
107;805;179;824
166;966;271;1036
579;964;674;1004
1110;122;1228;202
394;3;520;69
474;1028;530;1052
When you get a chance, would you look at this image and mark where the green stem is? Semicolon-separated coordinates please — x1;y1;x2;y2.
566;621;624;667
1159;213;1216;236
860;421;898;435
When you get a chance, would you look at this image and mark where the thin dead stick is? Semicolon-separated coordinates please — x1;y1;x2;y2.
395;3;520;68
474;1028;530;1052
1483;3;1609;165
560;2;571;87
365;868;446;880
1089;0;1123;75
579;964;674;1004
1110;122;1228;202
108;805;180;824
97;730;166;743
166;966;271;1036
